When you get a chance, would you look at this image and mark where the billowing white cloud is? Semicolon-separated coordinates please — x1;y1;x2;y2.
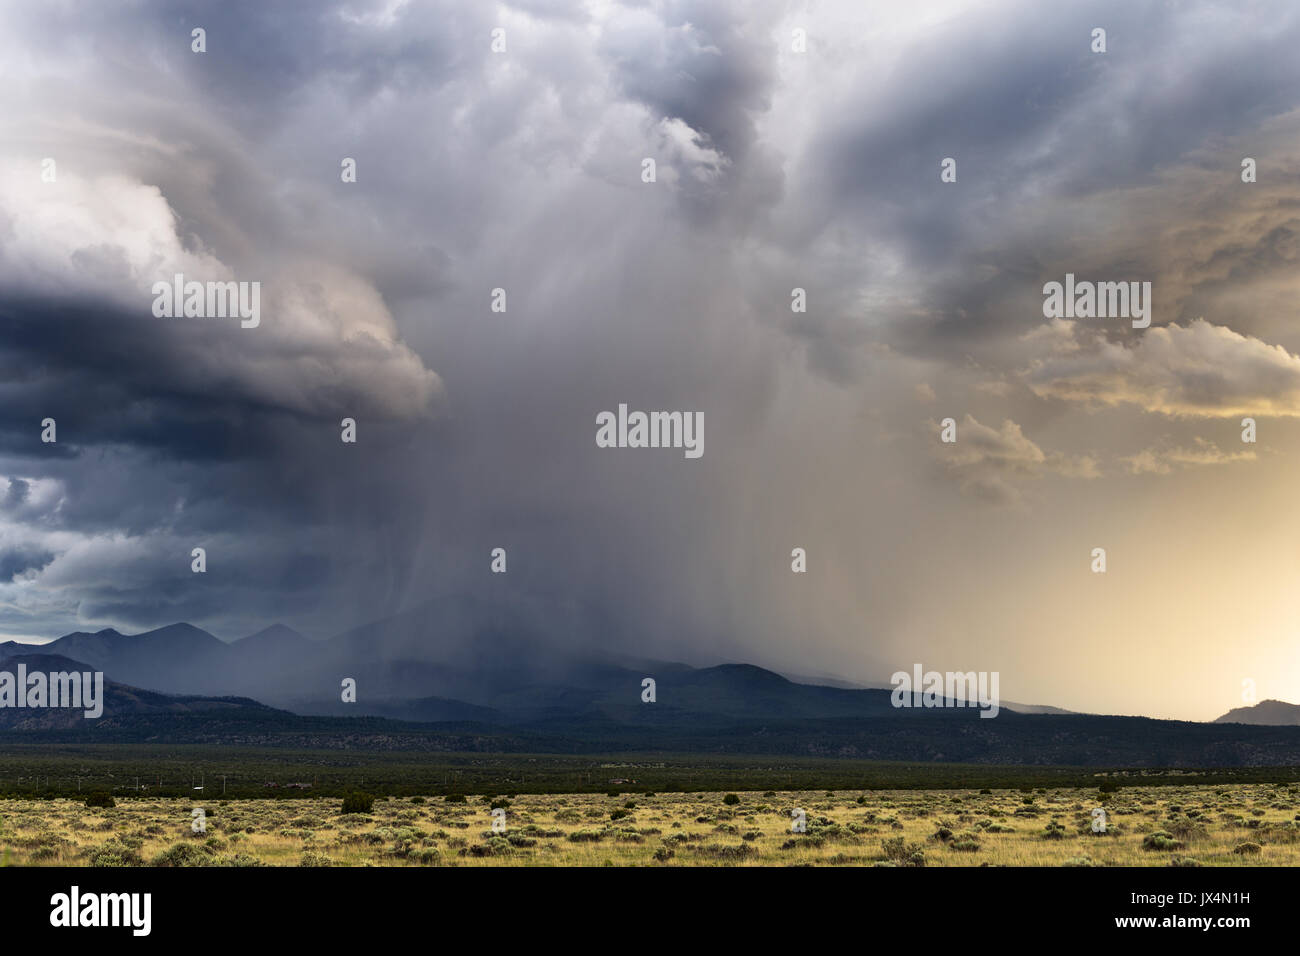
1023;319;1300;418
0;162;441;420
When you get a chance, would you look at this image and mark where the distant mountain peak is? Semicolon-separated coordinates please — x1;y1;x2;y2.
1215;699;1300;726
144;622;214;637
704;663;793;684
235;623;308;643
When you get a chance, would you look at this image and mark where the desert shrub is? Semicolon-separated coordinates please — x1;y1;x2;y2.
341;792;374;814
653;846;674;862
1261;824;1300;845
1166;818;1209;841
463;838;512;857
87;840;143;867
1233;842;1262;855
879;836;925;866
521;825;564;838
781;834;824;849
84;792;115;809
1142;831;1183;851
152;842;217;867
298;851;332;867
723;794;740;806
444;794;467;803
610;809;631;821
691;843;756;860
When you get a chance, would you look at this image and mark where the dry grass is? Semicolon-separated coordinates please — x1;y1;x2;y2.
3;783;1299;866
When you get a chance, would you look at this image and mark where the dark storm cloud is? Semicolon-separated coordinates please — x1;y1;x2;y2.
2;0;1300;717
0;545;54;582
793;0;1300;365
600;0;779;168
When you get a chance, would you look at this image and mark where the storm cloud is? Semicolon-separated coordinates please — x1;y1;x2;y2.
2;0;1299;719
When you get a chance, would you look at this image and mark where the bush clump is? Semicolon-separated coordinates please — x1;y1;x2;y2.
152;842;217;867
341;792;375;814
879;836;926;867
1041;822;1068;840
84;792;115;809
87;840;143;867
1142;831;1183;851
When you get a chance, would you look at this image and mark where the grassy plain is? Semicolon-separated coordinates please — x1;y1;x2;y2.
3;784;1299;866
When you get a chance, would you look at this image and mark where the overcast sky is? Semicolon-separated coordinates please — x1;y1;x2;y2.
2;0;1300;720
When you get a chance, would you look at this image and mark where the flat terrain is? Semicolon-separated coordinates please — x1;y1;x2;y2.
3;784;1299;866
